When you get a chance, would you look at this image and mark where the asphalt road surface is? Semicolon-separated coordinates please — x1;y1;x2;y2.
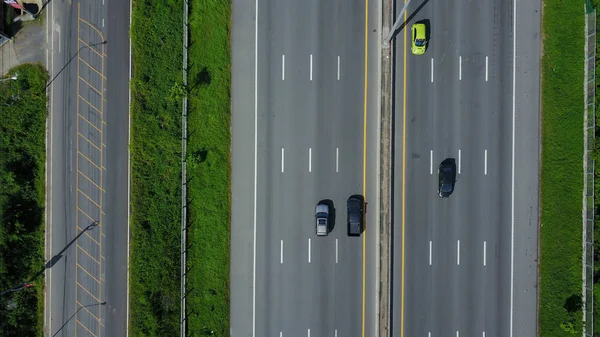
391;0;540;336
231;0;381;336
45;0;130;336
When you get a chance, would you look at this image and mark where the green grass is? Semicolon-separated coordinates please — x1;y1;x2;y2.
129;0;184;335
0;63;48;337
539;0;586;336
185;0;231;334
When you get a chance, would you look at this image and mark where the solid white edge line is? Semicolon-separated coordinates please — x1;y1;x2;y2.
484;241;487;266
510;0;517;334
336;147;339;172
282;54;285;81
253;0;259;334
431;58;434;82
430;150;433;175
458;149;462;174
309;148;312;172
485;56;489;82
429;240;432;265
459;56;462;80
308;238;311;263
45;1;53;333
337;56;340;80
126;0;133;333
280;240;283;264
484;149;488;175
310;54;313;81
281;148;284;173
336;238;338;263
457;240;460;265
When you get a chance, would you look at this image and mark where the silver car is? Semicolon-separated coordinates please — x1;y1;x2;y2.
315;203;329;236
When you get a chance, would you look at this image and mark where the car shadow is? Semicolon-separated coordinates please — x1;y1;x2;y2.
318;199;336;234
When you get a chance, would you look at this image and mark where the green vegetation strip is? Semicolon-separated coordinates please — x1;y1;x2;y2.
594;3;600;336
540;0;585;335
129;0;184;335
185;0;231;334
0;63;48;337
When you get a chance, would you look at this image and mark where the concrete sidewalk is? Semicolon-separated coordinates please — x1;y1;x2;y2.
0;19;46;76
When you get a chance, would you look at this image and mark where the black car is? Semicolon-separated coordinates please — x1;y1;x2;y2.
438;159;457;198
347;195;364;236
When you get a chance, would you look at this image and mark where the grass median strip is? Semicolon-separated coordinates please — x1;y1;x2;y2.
185;0;231;334
0;63;48;337
539;0;585;335
129;0;184;335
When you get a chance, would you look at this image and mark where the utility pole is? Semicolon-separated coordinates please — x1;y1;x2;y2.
383;0;413;46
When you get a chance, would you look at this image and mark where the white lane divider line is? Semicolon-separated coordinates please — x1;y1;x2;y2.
336;147;339;172
483;241;487;266
483;331;486;337
310;54;313;81
429;240;432;265
337;56;341;80
457;240;461;265
458;149;462;174
280;240;283;264
308;329;311;337
431;58;434;82
102;18;104;27
335;239;338;263
282;55;285;81
430;150;433;175
485;56;489;82
484;149;488;175
309;148;312;172
281;148;285;173
280;332;282;337
335;329;338;337
428;333;431;337
308;238;311;263
457;331;460;337
459;56;462;81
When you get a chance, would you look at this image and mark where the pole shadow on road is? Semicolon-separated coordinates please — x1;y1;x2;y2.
389;0;431;42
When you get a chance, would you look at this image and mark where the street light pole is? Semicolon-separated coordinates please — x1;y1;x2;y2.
47;41;107;88
0;73;18;83
383;0;413;46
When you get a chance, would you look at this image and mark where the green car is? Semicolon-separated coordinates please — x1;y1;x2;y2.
411;23;427;55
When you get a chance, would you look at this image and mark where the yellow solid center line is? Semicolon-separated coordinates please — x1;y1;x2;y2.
361;0;369;335
400;2;408;337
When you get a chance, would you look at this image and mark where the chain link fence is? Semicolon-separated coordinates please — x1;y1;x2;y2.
584;8;596;337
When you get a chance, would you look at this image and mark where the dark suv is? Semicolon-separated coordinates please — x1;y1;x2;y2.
438;158;457;198
347;195;364;236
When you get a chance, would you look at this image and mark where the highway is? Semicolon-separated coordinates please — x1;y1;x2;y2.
231;0;381;336
391;0;540;336
45;0;130;336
